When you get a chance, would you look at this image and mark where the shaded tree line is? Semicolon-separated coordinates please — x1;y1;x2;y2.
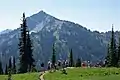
51;44;81;69
0;56;16;75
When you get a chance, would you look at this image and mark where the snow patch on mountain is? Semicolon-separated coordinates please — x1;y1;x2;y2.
33;21;44;32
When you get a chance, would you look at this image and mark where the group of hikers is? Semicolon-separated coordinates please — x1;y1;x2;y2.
47;60;69;70
40;60;70;72
40;60;105;72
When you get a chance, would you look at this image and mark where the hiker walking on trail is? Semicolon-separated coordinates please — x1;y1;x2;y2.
47;61;52;71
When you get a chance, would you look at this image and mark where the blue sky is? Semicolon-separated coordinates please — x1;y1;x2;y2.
0;0;119;32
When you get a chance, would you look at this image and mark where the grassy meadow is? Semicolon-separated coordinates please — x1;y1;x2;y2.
0;68;120;80
0;72;39;80
44;68;120;80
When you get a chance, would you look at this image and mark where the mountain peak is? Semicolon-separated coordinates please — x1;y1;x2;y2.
38;10;46;14
26;10;54;29
36;10;47;17
28;10;48;18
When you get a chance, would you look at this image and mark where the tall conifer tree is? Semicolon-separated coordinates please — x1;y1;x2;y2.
18;13;35;73
5;64;8;75
0;61;3;74
106;25;117;67
76;58;81;67
52;43;56;68
8;57;12;70
26;31;35;72
117;37;120;67
18;13;28;73
13;57;16;74
69;49;74;67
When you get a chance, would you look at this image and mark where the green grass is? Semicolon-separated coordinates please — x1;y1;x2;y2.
0;72;39;80
1;68;120;80
44;68;120;80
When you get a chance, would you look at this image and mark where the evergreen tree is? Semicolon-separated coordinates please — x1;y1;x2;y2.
27;31;35;72
5;64;8;75
52;43;56;68
110;25;117;67
18;13;28;73
18;13;35;73
117;37;120;67
106;25;117;67
8;57;12;70
13;57;16;74
76;58;81;67
0;61;3;74
69;49;74;67
8;57;12;75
